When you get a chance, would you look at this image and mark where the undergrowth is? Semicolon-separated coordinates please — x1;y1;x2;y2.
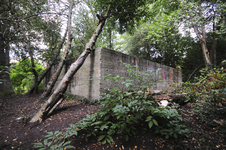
174;60;226;145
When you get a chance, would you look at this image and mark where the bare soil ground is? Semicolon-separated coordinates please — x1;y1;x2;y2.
0;93;225;150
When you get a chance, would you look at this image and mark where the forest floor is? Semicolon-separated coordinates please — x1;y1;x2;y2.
0;93;226;150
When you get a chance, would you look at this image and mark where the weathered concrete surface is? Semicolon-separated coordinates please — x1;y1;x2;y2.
44;47;182;100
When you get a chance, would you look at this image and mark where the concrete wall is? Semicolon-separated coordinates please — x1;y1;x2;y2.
44;47;182;100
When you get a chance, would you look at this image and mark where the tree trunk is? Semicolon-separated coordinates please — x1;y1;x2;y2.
192;3;212;69
0;35;14;96
38;1;73;100
193;24;212;69
109;29;112;49
27;43;39;94
210;32;217;66
30;6;110;123
27;27;68;94
210;10;218;66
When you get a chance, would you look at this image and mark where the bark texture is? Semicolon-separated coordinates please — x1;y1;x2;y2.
193;24;212;69
30;6;109;123
210;32;217;66
0;35;14;96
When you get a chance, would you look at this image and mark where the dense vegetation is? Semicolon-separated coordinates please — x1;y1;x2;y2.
34;62;226;149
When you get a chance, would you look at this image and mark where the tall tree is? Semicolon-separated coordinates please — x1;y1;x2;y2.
177;0;226;68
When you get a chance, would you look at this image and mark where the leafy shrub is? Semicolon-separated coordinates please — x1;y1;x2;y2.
174;61;226;136
194;66;226;105
34;131;75;150
67;63;189;143
175;61;226;105
10;59;45;94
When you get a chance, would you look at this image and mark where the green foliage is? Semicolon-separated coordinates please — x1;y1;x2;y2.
70;0;118;57
119;16;187;68
152;106;190;139
94;0;150;33
195;67;226;105
10;59;45;94
174;61;226;135
66;63;189;143
175;61;226;104
34;131;75;150
69;0;98;58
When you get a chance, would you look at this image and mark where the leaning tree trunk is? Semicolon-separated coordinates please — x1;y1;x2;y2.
39;16;73;100
38;0;73;100
39;36;72;100
30;7;110;123
27;25;68;94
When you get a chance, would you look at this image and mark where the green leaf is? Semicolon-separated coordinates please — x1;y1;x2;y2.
148;121;153;128
65;145;75;148
98;135;105;141
174;133;178;138
63;141;71;146
153;119;158;126
44;139;48;145
106;138;111;144
107;135;113;142
124;134;129;141
103;115;110;121
87;133;92;137
73;131;78;136
102;139;107;144
46;131;53;136
47;141;53;147
92;131;96;136
100;124;109;131
131;129;136;135
146;116;152;122
91;121;102;126
58;142;63;148
165;134;169;139
34;142;44;148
